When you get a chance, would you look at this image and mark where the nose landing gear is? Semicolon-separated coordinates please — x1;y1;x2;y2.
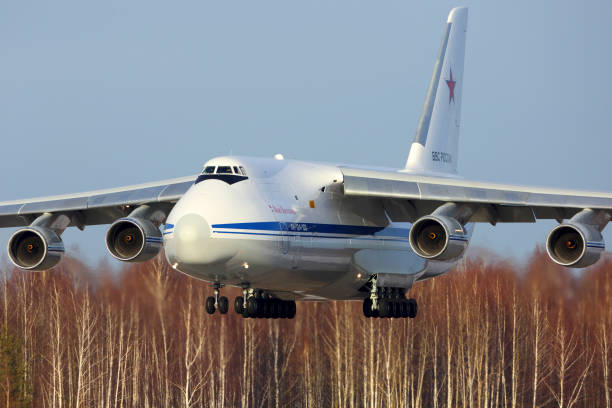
205;282;229;315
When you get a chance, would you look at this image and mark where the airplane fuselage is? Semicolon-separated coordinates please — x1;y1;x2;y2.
163;156;457;300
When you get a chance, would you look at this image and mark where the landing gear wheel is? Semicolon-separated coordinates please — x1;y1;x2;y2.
205;296;216;315
246;297;257;316
379;300;391;318
271;299;281;319
218;296;229;314
262;299;272;318
280;301;289;318
393;301;402;318
267;300;275;319
363;298;373;318
408;298;418;318
287;301;296;319
234;296;245;314
256;298;265;318
400;300;409;318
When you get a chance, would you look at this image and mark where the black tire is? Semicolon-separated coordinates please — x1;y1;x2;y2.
246;297;257;316
287;301;296;319
256;298;265;318
205;296;216;315
388;300;395;318
234;296;244;314
241;300;250;318
363;298;373;318
262;299;272;318
267;300;275;319
408;298;418;318
280;301;289;318
379;300;391;318
271;299;281;319
392;301;401;318
400;300;409;318
218;296;229;314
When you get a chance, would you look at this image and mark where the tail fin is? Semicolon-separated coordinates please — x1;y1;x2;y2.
405;7;468;175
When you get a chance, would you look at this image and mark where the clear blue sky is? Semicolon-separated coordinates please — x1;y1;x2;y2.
1;0;611;269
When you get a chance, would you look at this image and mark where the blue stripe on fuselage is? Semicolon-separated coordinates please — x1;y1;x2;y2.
211;222;410;238
211;230;411;242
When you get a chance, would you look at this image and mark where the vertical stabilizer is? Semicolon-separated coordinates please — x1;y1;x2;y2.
404;7;468;175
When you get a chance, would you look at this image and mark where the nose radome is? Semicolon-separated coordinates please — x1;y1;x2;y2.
165;213;237;267
176;213;210;241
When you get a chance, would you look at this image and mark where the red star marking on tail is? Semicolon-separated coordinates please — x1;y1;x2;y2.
446;69;456;104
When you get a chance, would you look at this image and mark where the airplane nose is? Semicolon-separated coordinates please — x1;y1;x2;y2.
164;213;237;268
172;213;211;263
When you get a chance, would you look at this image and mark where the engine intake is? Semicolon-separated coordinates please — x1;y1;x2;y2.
409;215;469;261
7;226;64;271
546;222;604;268
106;217;162;262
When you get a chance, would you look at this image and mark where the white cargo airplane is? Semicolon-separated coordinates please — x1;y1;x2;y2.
1;8;611;320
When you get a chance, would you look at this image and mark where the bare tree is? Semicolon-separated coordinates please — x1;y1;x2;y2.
0;250;610;406
73;286;97;407
143;257;172;407
598;322;610;408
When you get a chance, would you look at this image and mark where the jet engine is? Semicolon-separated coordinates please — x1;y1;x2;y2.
546;222;604;268
106;217;162;262
409;215;469;261
7;226;65;271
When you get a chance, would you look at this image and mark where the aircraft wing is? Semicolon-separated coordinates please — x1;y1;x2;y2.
340;167;612;224
0;176;195;229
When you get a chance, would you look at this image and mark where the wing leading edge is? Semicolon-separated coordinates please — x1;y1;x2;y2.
340;167;612;224
0;176;195;229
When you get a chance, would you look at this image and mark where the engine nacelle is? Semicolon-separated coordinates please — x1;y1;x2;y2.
106;217;162;262
409;215;469;261
546;222;604;268
7;226;64;271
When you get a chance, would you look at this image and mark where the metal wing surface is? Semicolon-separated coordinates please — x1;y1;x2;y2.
0;176;196;228
340;167;612;224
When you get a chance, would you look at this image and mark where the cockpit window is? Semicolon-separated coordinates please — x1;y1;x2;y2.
195;164;248;185
201;165;247;175
216;166;233;174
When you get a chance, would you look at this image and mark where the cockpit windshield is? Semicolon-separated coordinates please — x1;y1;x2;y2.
201;165;247;175
196;164;248;185
216;166;233;174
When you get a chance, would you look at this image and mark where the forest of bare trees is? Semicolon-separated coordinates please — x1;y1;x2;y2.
0;248;609;407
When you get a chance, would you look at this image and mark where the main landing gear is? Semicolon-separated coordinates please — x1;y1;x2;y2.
362;278;417;319
234;289;296;319
205;283;296;319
